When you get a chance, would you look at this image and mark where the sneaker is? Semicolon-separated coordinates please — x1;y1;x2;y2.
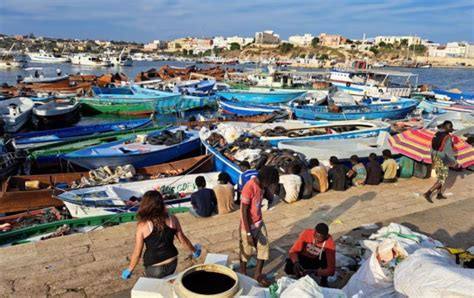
423;192;433;203
437;193;448;200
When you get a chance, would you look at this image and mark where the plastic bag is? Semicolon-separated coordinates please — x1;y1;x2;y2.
279;276;324;298
394;248;474;297
342;250;395;297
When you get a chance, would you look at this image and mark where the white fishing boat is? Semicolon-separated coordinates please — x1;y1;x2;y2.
27;50;69;63
32;100;81;129
423;112;474;136
328;69;418;99
106;49;133;67
21;68;69;84
70;54;112;67
217;119;391;146
0;97;35;133
55;172;219;218
278;131;391;163
0;54;26;69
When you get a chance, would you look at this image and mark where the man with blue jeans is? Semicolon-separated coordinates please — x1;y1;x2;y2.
190;176;217;217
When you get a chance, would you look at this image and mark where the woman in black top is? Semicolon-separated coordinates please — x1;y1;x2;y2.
122;191;198;279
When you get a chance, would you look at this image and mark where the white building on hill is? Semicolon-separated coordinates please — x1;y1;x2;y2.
288;34;314;47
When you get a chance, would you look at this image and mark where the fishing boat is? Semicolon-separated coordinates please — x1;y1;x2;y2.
432;88;474;101
27;50;69;63
278;131;391;163
291;98;418;121
423;112;474;136
54;172;219;218
80;86;184;115
62;127;200;170
201;120;390;183
218;99;282;116
13;118;152;149
179;113;277;129
328;69;418;99
0;97;34;133
0;53;26;69
0;155;213;214
226;120;391;146
106;49;133;67
22;74;70;84
0;144;27;180
216;89;306;104
419;99;474;114
0;209;192;246
70;54;112;67
31;100;81;129
174;79;216;94
28;126;165;170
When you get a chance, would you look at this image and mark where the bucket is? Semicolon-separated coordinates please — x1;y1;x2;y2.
174;264;239;298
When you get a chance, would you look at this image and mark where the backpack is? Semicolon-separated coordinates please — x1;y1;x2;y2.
413;161;432;179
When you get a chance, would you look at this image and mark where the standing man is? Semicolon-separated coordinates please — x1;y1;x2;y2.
240;166;280;286
285;223;336;287
424;121;457;203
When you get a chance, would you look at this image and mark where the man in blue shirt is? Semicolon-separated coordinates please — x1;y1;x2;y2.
239;161;258;191
190;176;217;217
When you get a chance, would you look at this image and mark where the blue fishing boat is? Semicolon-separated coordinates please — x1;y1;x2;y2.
218;99;281;115
175;79;216;93
292;98;418;121
217;89;306;104
200;120;391;183
13;118;153;149
62;127;200;169
432;88;474;101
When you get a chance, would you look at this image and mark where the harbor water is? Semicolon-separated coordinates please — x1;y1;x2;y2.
1;61;473;128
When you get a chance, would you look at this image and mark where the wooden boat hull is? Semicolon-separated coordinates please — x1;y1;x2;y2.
0;155;213;214
14;118;153;149
218;99;281;116
62;128;201;170
217;89;306;104
293;99;418;121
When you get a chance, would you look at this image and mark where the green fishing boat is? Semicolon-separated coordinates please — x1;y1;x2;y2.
79;97;157;115
0;207;189;246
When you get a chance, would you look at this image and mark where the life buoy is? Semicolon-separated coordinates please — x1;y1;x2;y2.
346;82;351;87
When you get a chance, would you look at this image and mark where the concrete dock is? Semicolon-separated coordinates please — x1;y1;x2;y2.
1;171;473;297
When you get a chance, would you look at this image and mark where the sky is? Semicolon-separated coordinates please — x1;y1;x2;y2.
0;0;473;43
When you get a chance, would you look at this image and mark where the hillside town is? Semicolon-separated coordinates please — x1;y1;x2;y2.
1;30;474;68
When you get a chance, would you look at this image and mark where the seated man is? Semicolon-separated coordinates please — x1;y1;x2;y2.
279;161;303;204
213;172;236;215
190;176;217;217
285;223;336;287
347;155;367;186
366;153;383;185
309;158;328;193
382;149;398;183
328;156;350;191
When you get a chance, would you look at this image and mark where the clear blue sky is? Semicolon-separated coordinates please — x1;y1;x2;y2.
1;0;473;43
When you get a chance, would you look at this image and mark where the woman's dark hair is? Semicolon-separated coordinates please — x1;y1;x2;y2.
195;176;206;188
369;153;378;161
350;155;359;163
137;191;168;228
287;160;302;174
382;149;392;158
309;158;320;168
218;172;231;184
329;156;339;165
315;222;329;236
258;166;279;187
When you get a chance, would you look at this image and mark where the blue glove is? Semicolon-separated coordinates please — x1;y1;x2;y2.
192;244;201;258
121;269;132;280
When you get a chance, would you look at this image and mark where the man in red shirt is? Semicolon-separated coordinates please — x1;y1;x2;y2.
240;166;280;286
285;223;336;287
